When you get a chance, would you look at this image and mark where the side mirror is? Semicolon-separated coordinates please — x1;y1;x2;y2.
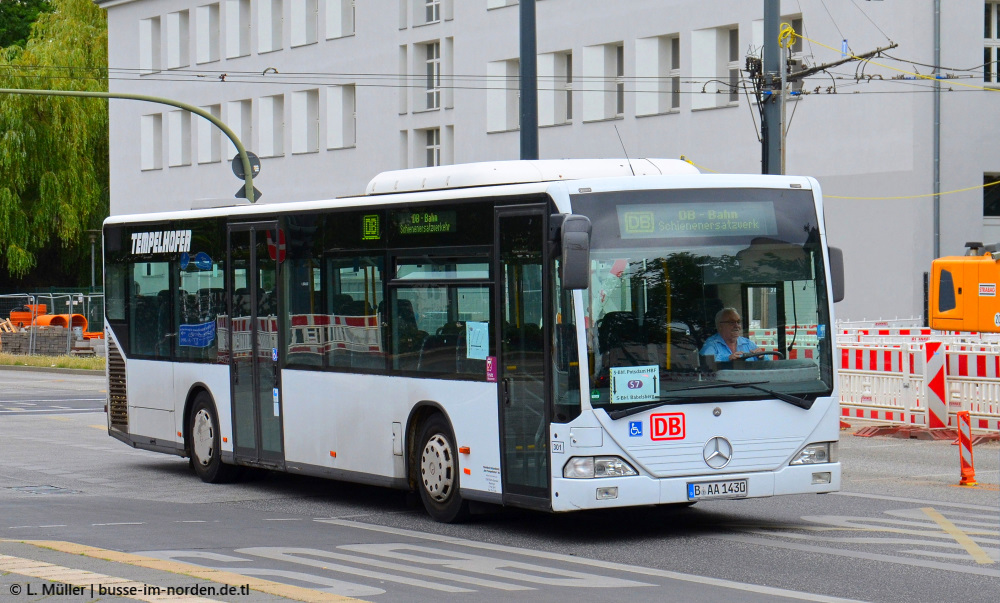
828;246;845;303
559;215;592;290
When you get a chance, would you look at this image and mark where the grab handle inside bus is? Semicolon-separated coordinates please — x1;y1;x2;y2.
559;215;592;290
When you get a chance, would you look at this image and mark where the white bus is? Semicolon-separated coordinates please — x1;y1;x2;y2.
102;159;843;522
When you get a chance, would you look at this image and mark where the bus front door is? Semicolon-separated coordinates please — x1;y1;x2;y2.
496;208;550;508
228;223;284;468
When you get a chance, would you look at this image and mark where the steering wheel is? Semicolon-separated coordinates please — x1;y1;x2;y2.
741;350;785;360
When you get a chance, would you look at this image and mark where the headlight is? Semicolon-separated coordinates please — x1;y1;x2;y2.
790;442;837;465
563;456;638;478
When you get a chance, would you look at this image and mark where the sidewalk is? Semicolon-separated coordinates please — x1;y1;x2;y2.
0;539;362;603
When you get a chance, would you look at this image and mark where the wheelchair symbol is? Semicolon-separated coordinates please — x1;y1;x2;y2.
629;421;643;437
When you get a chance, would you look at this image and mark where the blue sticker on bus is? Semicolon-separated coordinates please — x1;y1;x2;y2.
178;321;216;347
194;252;213;271
817;324;826;339
179;252;190;270
629;421;643;437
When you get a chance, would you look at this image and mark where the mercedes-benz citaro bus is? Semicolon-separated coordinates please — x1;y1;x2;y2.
102;158;843;522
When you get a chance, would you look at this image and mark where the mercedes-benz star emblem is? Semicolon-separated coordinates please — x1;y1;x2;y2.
703;436;733;469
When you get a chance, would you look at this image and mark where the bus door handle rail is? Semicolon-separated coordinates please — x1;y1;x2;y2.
502;378;512;407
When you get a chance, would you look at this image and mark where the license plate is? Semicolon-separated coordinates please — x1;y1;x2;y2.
687;479;748;500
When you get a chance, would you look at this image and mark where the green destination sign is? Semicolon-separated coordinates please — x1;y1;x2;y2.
616;202;777;239
396;210;457;235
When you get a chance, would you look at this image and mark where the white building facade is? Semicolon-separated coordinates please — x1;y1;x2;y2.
95;0;1000;321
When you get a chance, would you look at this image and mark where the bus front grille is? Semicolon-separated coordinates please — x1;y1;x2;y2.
107;333;128;430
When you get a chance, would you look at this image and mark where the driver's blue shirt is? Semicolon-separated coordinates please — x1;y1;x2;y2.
700;333;768;361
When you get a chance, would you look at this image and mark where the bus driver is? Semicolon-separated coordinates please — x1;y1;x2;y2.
700;307;767;361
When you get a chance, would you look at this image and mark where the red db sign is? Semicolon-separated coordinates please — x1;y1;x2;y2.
650;413;686;441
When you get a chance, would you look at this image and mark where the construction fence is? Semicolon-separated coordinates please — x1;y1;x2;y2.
837;320;1000;432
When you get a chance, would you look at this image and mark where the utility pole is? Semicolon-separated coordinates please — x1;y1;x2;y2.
761;0;781;175
519;0;539;160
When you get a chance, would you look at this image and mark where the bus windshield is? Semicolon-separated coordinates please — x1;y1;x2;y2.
570;186;834;409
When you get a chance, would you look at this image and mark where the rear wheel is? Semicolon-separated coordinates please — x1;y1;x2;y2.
189;392;240;483
416;414;469;523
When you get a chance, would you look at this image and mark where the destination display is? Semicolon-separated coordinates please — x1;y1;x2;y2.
395;210;457;236
616;202;777;239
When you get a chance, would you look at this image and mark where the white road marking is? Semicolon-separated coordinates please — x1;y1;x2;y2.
833;490;998;511
136;550;386;597
318;519;866;603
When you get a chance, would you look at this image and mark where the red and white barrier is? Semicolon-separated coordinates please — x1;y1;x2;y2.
924;341;948;429
839;335;1000;432
956;411;977;486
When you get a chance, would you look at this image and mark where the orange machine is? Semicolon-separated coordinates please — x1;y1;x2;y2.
929;243;1000;332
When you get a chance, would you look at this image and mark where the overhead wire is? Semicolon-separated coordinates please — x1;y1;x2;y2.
679;155;1000;200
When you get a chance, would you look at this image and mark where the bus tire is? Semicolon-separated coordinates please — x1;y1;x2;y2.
189;392;240;484
416;415;469;523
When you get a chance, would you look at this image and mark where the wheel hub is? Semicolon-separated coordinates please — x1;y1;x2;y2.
420;433;454;502
192;409;214;467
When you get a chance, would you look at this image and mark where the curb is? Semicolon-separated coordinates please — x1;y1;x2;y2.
0;364;103;376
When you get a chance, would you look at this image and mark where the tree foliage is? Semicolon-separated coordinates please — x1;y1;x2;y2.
0;0;107;280
0;0;52;48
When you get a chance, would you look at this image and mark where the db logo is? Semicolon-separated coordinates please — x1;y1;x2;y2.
650;412;686;441
627;380;643;389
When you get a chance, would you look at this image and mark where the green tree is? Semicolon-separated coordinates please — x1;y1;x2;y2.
0;0;52;48
0;0;108;284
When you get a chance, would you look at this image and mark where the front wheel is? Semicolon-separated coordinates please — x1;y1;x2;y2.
189;392;240;483
416;415;469;523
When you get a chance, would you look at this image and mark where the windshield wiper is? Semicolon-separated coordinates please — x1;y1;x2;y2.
605;381;813;420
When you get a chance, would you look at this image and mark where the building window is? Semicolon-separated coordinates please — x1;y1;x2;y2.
487;58;519;132
259;0;284;53
728;28;740;104
197;104;222;164
399;45;408;113
225;99;252;161
425;0;440;23
140;114;163;171
291;89;319;154
424;128;441;167
539;51;571;126
985;174;1000;216
424;41;441;110
327;84;357;149
987;3;1000;84
196;4;220;64
616;43;625;116
167;110;192;167
259;94;285;157
691;25;739;110
582;42;624;121
139;17;161;73
225;0;250;58
327;0;355;38
635;35;680;116
291;0;318;47
166;11;190;69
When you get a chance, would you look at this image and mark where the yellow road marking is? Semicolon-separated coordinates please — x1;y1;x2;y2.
9;540;364;602
89;424;107;430
46;417;71;422
921;507;995;565
0;553;225;602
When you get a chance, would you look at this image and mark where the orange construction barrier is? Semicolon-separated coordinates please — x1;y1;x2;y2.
34;314;88;332
957;410;978;486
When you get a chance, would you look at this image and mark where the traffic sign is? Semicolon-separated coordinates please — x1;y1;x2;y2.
231;151;261;179
235;185;262;202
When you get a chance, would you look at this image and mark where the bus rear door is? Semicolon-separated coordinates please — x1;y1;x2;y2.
228;222;285;468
